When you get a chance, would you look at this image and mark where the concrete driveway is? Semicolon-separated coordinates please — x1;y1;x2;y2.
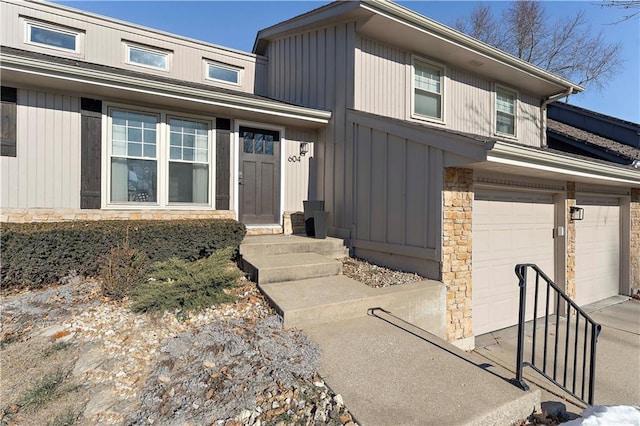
473;296;640;415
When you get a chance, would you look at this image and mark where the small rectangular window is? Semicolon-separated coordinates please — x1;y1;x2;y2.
125;43;169;70
26;21;79;52
206;61;240;84
496;87;517;136
413;60;443;120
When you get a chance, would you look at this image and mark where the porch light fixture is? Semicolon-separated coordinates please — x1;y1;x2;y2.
570;206;584;221
299;142;309;157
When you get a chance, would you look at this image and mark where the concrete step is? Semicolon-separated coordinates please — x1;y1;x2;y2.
242;253;342;285
240;234;348;259
259;275;446;334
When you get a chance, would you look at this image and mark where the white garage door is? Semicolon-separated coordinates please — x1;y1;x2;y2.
575;198;620;306
473;190;555;335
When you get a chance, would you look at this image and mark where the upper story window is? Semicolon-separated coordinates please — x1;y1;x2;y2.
413;59;444;121
125;42;170;71
26;20;81;53
496;87;517;136
205;61;240;85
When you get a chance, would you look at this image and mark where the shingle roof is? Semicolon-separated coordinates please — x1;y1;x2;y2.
547;119;640;162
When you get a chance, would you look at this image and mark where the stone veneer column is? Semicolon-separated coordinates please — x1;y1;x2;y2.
631;188;640;289
442;167;473;348
565;182;576;299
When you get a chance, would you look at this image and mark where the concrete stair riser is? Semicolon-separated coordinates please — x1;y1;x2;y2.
240;235;348;259
258;276;446;336
256;262;343;284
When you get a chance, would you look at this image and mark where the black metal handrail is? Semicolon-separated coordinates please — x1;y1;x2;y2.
513;263;601;406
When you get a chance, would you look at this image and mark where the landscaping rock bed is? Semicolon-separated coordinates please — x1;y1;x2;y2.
0;278;356;425
341;257;425;288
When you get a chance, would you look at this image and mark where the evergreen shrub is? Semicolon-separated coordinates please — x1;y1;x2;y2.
1;219;246;289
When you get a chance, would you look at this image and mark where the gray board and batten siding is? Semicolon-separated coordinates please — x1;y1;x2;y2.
0;0;268;95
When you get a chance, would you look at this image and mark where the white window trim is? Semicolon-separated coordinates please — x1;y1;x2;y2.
102;103;216;210
24;18;83;54
204;60;242;86
124;41;172;72
233;120;286;225
494;84;518;139
410;55;446;124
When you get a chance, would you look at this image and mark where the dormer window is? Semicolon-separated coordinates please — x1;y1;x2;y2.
26;20;81;53
125;42;170;71
205;61;240;85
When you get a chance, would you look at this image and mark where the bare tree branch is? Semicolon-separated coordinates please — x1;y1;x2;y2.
455;0;624;91
601;0;640;22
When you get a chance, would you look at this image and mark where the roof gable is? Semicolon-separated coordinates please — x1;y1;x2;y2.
254;0;583;98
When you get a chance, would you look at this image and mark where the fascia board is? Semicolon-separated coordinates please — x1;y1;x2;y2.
0;53;331;124
361;0;583;94
253;1;363;53
489;141;640;186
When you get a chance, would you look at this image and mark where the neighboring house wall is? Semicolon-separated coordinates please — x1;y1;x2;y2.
354;35;543;147
1;1;268;95
1;87;81;209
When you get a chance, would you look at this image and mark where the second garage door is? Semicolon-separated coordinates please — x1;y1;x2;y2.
473;190;556;335
575;198;620;306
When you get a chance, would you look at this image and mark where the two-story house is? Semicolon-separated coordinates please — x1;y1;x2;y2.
2;0;638;349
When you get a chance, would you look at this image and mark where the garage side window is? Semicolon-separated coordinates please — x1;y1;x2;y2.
110;110;158;203
1;86;17;157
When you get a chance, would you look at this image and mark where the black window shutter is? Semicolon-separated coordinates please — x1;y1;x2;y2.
80;98;102;209
215;117;231;210
1;86;18;157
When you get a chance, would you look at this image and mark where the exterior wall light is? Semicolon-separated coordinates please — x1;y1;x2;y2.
570;206;584;221
299;142;309;157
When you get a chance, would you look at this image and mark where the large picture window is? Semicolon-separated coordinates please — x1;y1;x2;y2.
108;108;212;207
413;59;443;120
496;87;517;136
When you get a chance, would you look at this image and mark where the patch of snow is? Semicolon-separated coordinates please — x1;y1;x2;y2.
561;405;640;425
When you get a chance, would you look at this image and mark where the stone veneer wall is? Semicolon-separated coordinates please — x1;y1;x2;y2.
565;182;576;298
442;167;473;343
0;208;235;223
631;188;640;289
283;211;306;235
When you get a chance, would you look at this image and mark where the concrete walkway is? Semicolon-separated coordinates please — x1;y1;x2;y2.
474;297;640;416
306;308;540;426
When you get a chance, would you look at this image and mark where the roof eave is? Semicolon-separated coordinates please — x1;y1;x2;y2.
489;141;640;186
362;0;583;94
0;50;332;125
